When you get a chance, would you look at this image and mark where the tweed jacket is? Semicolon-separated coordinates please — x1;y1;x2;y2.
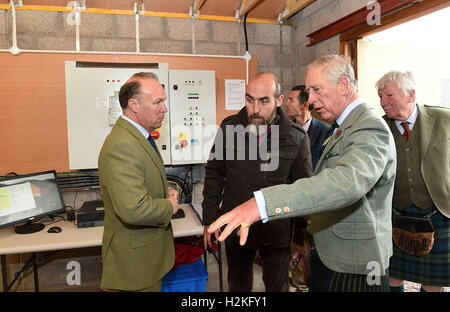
261;103;397;274
98;117;175;291
384;104;450;217
202;106;313;249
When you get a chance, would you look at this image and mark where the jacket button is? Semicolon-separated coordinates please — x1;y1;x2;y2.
275;208;282;214
283;206;290;213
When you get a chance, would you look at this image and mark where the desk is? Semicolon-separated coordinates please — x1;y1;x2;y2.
0;203;222;292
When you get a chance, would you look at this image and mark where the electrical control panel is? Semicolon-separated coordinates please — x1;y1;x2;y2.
65;62;217;169
64;61;171;169
169;70;217;165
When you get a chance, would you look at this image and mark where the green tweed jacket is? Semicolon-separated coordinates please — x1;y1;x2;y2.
384;104;450;217
261;103;397;275
98;117;175;291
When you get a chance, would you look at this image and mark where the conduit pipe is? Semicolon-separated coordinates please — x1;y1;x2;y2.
9;0;19;55
0;3;253;82
0;49;252;82
0;4;288;25
75;3;81;51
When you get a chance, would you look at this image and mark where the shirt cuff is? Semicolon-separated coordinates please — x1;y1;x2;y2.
254;190;268;223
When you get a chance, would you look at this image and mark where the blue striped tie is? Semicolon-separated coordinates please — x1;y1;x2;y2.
147;135;158;152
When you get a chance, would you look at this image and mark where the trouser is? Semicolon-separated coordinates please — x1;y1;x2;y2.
308;249;390;292
225;245;290;292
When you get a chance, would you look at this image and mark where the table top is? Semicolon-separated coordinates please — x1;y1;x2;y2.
0;203;204;255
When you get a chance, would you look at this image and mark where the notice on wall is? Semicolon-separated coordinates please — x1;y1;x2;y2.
225;79;245;110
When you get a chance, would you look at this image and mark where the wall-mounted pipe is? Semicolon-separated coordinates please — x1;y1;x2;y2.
1;2;254;82
9;0;19;55
75;4;80;51
0;4;291;25
0;49;253;82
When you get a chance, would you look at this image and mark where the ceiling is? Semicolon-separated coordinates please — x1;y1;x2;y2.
1;0;317;23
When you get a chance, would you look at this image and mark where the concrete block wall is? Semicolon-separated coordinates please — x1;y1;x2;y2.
0;9;293;94
290;0;369;85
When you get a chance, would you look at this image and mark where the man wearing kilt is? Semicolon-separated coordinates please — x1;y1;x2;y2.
377;70;450;292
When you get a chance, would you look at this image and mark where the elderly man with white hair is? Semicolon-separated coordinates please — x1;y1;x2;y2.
376;70;450;292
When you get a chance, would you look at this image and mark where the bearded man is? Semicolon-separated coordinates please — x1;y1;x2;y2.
201;72;313;291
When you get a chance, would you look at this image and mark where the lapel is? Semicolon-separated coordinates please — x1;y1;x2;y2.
416;105;435;162
116;117;166;180
315;103;370;173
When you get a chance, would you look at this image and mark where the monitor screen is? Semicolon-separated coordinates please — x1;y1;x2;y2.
0;170;65;234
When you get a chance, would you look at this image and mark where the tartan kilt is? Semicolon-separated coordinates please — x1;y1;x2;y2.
389;205;450;286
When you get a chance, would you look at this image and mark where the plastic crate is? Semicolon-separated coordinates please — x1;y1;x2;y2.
161;258;208;292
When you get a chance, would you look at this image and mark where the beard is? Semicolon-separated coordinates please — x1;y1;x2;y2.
248;108;277;136
248;108;277;126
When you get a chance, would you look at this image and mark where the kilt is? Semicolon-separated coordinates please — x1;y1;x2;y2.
389;205;450;286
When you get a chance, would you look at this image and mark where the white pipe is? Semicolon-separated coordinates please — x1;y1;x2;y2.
75;8;80;51
9;0;19;55
0;49;252;81
191;18;196;54
134;1;140;53
135;13;140;53
243;51;251;83
0;48;251;60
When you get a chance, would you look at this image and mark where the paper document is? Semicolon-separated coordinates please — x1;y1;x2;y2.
225;79;245;110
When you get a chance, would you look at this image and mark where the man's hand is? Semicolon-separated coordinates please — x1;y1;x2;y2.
207;197;261;246
168;187;179;214
203;226;220;250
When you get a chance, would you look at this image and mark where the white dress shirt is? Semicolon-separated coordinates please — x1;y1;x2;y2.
120;114;149;140
395;104;418;134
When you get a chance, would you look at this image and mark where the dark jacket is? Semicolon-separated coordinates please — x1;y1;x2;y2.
302;117;331;169
202;106;313;249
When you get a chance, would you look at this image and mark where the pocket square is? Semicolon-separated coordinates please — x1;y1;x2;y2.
325;151;340;160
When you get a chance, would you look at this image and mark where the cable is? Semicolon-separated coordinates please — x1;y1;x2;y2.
167;174;192;204
244;12;249;52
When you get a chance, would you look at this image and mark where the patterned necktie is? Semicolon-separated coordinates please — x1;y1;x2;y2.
401;121;410;142
318;121;338;159
147;135;158;152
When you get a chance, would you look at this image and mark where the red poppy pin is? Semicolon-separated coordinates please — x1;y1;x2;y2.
335;130;342;138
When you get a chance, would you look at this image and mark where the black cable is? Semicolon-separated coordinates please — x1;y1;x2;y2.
72;191;78;209
244;12;249;52
182;165;194;191
166;174;191;203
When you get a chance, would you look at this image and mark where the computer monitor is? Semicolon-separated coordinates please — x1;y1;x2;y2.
0;170;66;234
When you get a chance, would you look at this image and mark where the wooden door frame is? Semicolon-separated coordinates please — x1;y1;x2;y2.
339;0;450;78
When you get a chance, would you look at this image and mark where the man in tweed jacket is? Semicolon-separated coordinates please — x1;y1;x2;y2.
208;55;397;292
99;73;179;291
377;70;450;292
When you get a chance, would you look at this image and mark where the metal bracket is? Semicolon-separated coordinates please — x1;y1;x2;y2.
134;0;145;15
189;0;200;19
234;0;243;21
9;0;22;8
